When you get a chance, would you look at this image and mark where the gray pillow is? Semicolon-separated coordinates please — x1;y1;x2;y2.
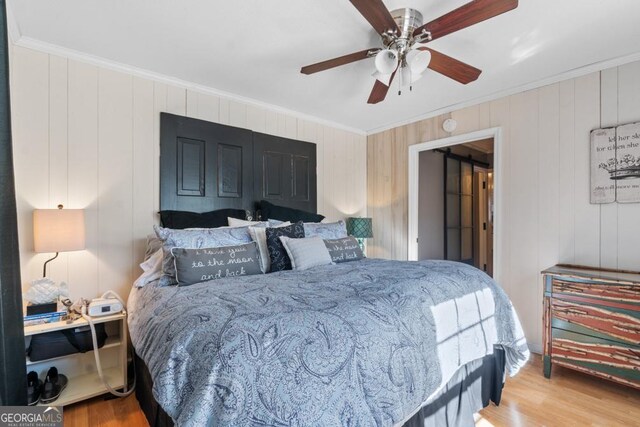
324;236;365;263
303;220;348;239
171;242;262;287
154;225;253;286
280;236;333;270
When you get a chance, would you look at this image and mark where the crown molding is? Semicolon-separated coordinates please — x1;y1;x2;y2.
8;6;640;137
5;0;21;44
11;35;367;136
366;50;640;135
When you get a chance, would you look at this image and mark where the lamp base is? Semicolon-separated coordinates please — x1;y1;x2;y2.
42;251;59;277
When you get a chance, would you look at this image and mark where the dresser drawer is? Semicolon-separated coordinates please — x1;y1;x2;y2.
552;277;640;304
551;298;640;346
551;329;640;389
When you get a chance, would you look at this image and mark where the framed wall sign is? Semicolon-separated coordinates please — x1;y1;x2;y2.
590;121;640;204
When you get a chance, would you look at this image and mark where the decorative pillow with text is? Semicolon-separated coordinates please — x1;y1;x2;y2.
323;236;365;263
154;225;253;286
171;242;262;286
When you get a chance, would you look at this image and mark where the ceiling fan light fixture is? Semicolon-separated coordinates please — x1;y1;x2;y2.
374;49;399;75
407;49;432;75
410;72;424;84
300;0;517;104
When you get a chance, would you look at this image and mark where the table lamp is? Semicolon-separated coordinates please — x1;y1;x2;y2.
33;204;85;277
346;217;373;251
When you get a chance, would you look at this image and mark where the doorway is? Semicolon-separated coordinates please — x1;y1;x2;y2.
408;128;503;281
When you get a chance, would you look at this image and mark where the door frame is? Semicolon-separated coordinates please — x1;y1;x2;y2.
408;127;503;283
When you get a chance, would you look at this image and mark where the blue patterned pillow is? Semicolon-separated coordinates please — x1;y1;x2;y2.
265;221;305;272
154;225;253;286
303;220;348;239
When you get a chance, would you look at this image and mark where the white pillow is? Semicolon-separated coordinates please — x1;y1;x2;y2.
227;217;262;227
279;236;333;270
248;221;291;273
134;248;163;288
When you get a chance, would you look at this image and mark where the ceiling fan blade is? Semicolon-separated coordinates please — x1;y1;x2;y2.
367;71;396;104
413;0;518;42
420;48;481;84
301;48;379;75
350;0;399;36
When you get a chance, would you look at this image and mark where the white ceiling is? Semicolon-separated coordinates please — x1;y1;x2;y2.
10;0;640;133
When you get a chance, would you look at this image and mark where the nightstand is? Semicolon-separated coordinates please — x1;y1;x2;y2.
24;312;128;406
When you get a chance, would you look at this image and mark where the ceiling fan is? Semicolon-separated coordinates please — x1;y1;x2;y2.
300;0;519;104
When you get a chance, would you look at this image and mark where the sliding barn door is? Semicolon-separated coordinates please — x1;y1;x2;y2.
444;156;475;265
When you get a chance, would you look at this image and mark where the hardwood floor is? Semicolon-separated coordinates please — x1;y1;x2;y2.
64;355;640;427
64;391;147;427
478;355;640;426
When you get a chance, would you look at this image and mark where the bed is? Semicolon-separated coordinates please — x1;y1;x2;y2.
128;258;527;426
127;114;529;426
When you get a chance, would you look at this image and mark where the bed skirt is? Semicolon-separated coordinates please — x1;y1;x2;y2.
134;347;505;427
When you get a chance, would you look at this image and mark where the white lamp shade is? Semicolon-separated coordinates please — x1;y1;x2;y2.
374;49;399;75
33;208;86;253
407;49;432;75
410;73;424;84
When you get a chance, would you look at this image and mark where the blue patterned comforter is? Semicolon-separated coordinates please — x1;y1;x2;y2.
129;259;529;426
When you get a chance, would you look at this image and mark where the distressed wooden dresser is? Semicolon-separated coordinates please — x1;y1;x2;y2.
542;264;640;389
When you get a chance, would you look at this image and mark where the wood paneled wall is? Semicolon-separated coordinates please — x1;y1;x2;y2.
367;61;640;352
368;114;451;261
10;45;367;301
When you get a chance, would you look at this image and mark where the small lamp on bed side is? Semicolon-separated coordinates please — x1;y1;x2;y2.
34;204;86;277
346;217;373;252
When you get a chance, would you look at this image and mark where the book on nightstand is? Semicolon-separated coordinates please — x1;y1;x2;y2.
24;311;68;326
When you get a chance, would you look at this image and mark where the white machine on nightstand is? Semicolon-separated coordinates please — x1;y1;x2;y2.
87;297;123;317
